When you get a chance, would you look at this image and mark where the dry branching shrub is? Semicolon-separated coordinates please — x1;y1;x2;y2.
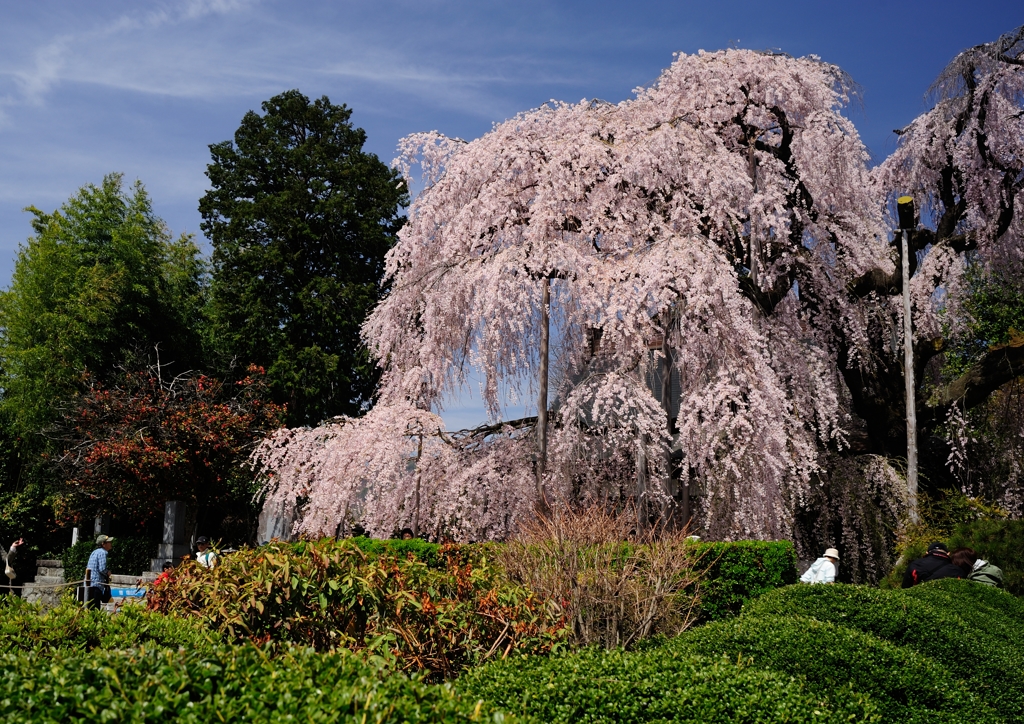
498;506;702;649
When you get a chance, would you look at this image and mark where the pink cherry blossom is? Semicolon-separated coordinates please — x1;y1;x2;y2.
256;48;907;543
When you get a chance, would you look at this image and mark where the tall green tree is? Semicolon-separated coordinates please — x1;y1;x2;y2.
0;174;208;543
0;173;208;440
200;90;407;426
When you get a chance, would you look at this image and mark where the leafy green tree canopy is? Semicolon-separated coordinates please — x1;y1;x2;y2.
200;90;407;426
945;259;1024;377
0;174;208;440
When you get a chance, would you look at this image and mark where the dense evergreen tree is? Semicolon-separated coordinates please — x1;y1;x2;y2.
200;90;407;426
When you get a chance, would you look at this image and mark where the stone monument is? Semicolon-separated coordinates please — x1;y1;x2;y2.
152;500;190;572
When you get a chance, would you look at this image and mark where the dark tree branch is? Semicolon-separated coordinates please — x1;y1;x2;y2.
915;336;946;382
909;228;976;254
847;267;900;297
738;272;791;315
927;334;1024;413
847;228;977;299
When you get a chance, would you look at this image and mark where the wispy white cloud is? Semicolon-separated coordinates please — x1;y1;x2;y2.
11;39;68;104
0;0;615;129
0;0;264;121
180;0;256;20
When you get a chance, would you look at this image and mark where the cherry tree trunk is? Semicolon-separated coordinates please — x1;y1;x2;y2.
413;434;423;536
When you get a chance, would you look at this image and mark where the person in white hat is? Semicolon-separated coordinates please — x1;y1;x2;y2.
800;547;840;584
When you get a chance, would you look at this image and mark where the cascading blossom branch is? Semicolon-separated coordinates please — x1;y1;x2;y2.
256;48;893;541
254;402;538;540
872;25;1024;345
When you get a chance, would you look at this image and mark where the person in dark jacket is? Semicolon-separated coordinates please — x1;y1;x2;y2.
928;552;968;582
902;542;963;587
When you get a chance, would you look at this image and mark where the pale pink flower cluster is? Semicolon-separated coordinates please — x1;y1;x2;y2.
254;402;539;540
873;29;1024;343
257;50;907;541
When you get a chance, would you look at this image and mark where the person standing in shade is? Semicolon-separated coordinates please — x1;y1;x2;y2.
3;538;24;596
195;537;218;569
800;548;840;584
86;535;114;608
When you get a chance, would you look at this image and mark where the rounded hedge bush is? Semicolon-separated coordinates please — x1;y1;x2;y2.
458;646;880;723
902;577;1024;634
666;613;997;723
742;582;1024;719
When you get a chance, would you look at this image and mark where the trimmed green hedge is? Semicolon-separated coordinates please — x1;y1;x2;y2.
0;596;218;654
743;582;1024;719
347;536;445;568
458;647;880;723
669;613;992;723
689;540;797;620
904;574;1024;620
61;536;156;583
459;578;1024;722
0;644;518;723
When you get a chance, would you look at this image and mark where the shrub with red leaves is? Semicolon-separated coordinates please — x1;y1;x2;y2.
47;364;284;525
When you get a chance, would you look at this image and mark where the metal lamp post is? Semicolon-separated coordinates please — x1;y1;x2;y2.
897;195;919;524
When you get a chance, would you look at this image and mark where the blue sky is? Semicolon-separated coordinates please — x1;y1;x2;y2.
0;0;1019;428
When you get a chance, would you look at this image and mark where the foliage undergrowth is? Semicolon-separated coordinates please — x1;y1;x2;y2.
0;643;517;723
0;596;217;653
148;538;564;678
944;263;1024;377
350;536;444;569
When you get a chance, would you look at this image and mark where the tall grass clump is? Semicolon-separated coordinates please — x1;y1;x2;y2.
497;506;701;649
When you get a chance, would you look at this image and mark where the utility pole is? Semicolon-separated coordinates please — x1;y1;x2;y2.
897;195;920;525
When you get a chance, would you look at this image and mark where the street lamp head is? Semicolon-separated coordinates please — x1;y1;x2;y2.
897;195;917;230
